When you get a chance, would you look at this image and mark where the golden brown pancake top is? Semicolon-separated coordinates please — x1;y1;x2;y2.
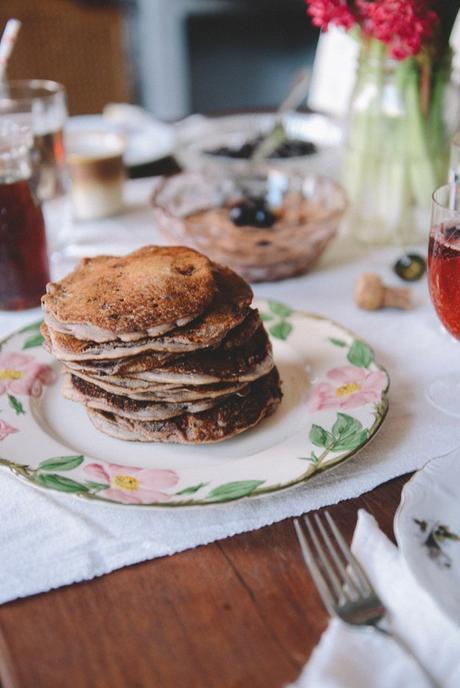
41;265;254;358
41;246;216;334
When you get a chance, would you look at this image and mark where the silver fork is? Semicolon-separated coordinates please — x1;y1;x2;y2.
293;511;438;687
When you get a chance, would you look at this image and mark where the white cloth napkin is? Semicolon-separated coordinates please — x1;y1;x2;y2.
292;510;460;688
2;178;460;604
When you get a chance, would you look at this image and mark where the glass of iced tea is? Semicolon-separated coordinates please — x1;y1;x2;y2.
0;80;67;202
427;182;460;415
0;119;50;310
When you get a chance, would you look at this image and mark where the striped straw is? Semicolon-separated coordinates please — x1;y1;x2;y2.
0;19;21;81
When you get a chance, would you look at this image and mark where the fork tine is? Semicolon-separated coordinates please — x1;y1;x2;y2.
293;519;336;615
325;511;372;595
303;515;349;603
313;513;361;598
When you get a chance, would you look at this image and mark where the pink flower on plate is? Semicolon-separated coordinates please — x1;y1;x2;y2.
309;365;387;412
0;419;18;440
0;352;54;397
84;463;179;504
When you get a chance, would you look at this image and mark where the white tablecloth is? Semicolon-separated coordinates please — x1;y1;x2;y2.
1;178;460;604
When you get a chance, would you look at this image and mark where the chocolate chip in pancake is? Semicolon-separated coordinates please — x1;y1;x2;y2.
41;246;216;342
86;368;282;444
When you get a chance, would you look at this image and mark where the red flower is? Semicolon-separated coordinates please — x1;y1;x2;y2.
367;0;439;59
305;0;439;59
305;0;357;31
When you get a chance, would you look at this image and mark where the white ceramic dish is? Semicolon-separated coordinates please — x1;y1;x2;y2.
394;450;460;625
0;299;388;508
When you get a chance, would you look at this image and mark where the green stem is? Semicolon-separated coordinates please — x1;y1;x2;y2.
316;447;332;464
428;59;450;181
403;57;437;208
345;39;386;207
0;457;34;479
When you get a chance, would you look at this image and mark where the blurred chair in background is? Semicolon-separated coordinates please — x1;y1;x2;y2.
0;0;133;114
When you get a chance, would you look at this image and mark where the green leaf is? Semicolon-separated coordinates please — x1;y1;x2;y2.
84;481;109;492
7;394;25;416
176;482;208;496
19;320;43;334
309;424;333;448
260;312;274;322
38;455;84;471
269;320;293;341
332;429;368;452
310;414;369;454
330;413;368;451
35;473;89;493
347;340;374;368
206;480;264;502
22;333;45;350
268;300;293;318
331;413;361;440
328;337;347;347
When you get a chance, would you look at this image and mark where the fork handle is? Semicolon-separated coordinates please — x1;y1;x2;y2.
373;623;440;688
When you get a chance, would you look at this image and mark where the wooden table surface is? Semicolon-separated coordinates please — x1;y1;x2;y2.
0;473;409;688
0;158;409;688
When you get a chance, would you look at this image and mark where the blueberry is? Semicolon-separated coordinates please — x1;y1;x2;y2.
229;203;252;226
254;205;276;228
229;198;276;229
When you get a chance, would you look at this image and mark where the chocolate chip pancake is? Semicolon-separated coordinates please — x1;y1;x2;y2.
63;374;229;421
86;368;282;443
68;326;274;385
42;246;216;342
42;244;283;444
42;266;255;360
67;372;250;402
64;309;262;377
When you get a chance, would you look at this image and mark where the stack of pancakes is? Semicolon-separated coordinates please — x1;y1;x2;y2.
41;246;282;443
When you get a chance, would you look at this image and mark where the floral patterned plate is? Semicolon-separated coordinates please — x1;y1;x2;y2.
0;299;389;508
394;449;460;625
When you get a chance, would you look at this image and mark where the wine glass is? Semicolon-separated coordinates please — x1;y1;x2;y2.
427;182;460;416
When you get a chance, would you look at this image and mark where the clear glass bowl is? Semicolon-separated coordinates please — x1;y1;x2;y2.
175;112;342;180
152;170;347;283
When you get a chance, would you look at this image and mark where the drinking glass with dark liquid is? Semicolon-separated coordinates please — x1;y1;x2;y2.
0;80;67;202
427;182;460;416
0;120;50;310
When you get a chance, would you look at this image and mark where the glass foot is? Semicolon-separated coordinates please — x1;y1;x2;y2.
426;373;460;418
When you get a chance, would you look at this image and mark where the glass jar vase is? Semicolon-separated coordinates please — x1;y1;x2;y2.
344;40;454;245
